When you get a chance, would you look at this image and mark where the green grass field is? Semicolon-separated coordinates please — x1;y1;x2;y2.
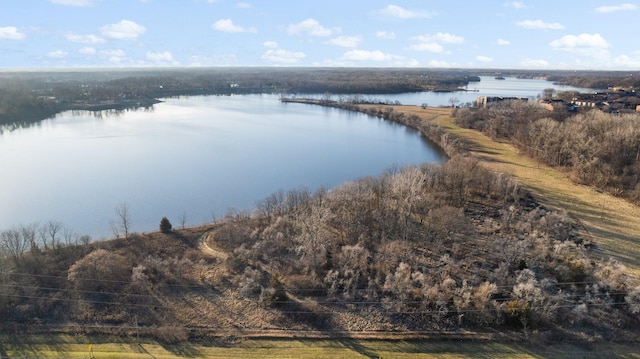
2;334;639;358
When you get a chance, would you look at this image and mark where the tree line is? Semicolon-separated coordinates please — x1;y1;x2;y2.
0;68;480;129
454;101;640;204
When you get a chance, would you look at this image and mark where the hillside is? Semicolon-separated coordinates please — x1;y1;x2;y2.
2;103;640;348
360;105;640;276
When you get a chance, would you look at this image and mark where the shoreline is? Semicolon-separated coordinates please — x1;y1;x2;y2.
281;98;640;275
280;97;466;158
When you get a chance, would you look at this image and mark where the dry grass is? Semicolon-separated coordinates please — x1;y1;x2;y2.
370;105;640;276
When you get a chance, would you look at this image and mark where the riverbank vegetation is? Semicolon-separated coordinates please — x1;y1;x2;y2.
0;68;479;129
2;155;639;344
454;101;640;205
4;67;640;131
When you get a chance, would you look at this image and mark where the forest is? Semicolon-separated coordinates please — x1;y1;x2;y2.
0;67;479;129
454;101;640;204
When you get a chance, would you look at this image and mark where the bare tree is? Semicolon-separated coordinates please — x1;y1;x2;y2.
179;212;187;229
20;223;40;251
39;221;63;250
1;228;29;265
114;202;132;239
542;88;556;99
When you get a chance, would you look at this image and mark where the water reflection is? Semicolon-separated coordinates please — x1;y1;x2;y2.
0;94;443;238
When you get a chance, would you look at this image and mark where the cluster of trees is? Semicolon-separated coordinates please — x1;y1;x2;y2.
546;72;640;90
472;69;640;90
0;82;61;130
454;102;640;203
0;221;90;265
216;157;639;334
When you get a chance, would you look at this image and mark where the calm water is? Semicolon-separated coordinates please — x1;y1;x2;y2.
316;76;592;106
0;94;444;238
0;76;592;238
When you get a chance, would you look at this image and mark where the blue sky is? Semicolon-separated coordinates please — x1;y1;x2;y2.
1;0;639;69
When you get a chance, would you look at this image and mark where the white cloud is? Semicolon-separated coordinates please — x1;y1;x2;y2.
516;19;564;30
100;20;146;40
49;0;93;6
476;55;493;63
520;59;550;68
262;49;306;64
263;41;278;49
428;60;454;68
146;51;177;63
287;19;336;37
237;2;251;8
409;33;464;53
497;38;511;45
549;33;611;61
549;33;609;49
376;31;396;39
66;33;105;44
613;54;640;68
327;36;361;48
409;42;444;53
341;50;399;62
47;50;68;59
376;5;435;19
79;47;96;55
595;3;638;13
189;54;237;66
431;33;465;44
0;26;26;40
100;49;127;63
100;49;125;57
504;1;528;9
212;19;256;33
398;58;421;67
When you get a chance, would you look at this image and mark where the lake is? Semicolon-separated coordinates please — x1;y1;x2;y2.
0;76;591;239
315;76;592;106
0;94;445;239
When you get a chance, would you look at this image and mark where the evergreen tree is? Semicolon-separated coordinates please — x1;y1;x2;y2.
159;217;172;233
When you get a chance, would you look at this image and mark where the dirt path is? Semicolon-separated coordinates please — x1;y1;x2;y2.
378;105;640;276
199;230;229;260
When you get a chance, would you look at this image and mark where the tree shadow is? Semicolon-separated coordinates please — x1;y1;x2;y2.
335;339;381;359
274;300;381;358
278;300;333;331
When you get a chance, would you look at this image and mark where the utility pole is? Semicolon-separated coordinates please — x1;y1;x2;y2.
135;315;140;344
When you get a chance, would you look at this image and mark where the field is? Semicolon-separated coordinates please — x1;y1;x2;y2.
2;334;639;358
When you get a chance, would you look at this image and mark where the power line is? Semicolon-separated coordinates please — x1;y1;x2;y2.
0;282;631;305
3;270;633;291
1;289;631;315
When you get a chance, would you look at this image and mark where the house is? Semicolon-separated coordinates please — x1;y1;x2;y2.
475;96;528;108
571;91;640;113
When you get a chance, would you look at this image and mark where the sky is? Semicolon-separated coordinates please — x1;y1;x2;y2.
1;0;640;70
